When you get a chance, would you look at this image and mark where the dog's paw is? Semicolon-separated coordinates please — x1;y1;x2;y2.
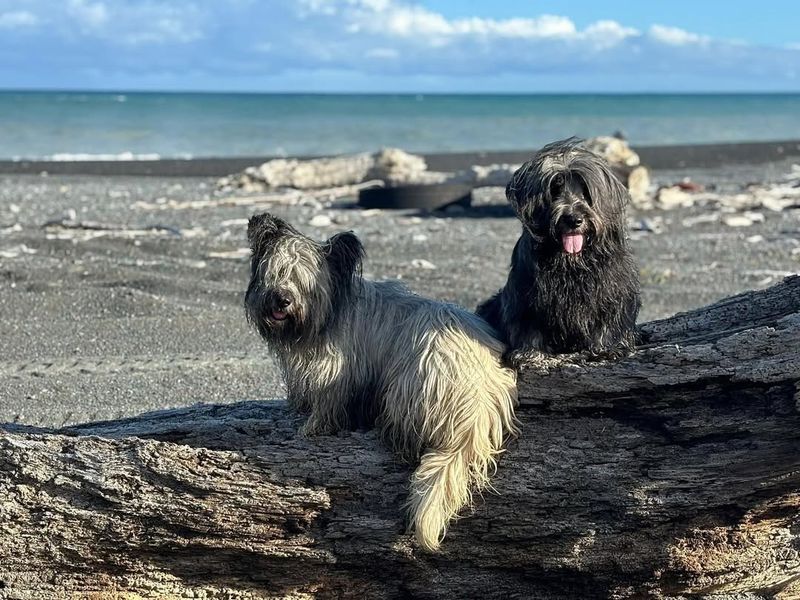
584;342;635;362
504;348;547;370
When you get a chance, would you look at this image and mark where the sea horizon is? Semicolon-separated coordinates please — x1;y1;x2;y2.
2;90;799;160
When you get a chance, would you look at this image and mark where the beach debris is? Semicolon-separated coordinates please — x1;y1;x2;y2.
715;192;761;211
625;166;652;209
308;214;333;228
0;223;22;235
463;163;521;187
217;148;434;192
584;136;640;167
218;136;650;200
366;148;433;185
722;212;765;227
656;186;695;210
676;179;704;193
751;185;800;212
582;137;651;208
42;217;203;241
207;248;251;260
220;218;250;228
682;212;721;228
746;234;765;244
236;152;371;191
410;258;437;270
631;217;663;234
134;180;381;211
0;244;37;259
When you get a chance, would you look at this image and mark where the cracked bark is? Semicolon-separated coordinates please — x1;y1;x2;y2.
1;276;799;600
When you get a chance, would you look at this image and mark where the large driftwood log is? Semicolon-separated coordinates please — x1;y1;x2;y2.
1;277;799;600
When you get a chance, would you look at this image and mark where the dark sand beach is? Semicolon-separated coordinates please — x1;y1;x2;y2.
1;142;799;428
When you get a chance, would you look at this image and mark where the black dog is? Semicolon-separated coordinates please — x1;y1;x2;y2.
477;138;640;366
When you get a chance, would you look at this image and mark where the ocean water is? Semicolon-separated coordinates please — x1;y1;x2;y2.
1;91;799;160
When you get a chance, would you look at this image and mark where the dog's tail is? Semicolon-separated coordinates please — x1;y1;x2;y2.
405;318;518;552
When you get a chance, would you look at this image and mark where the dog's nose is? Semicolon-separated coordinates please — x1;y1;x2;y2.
563;215;584;229
272;290;293;309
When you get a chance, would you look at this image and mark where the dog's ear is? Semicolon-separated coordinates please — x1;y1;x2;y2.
506;167;527;215
326;231;364;280
247;213;291;246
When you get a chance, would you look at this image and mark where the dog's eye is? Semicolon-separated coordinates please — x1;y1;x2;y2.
578;178;593;205
550;174;565;197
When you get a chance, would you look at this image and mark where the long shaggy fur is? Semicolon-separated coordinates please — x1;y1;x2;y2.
477;138;640;363
245;213;518;551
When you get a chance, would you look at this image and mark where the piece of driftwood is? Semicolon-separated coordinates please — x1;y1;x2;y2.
1;276;799;600
216;137;650;201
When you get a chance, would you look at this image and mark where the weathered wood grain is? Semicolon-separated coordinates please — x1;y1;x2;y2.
1;276;798;600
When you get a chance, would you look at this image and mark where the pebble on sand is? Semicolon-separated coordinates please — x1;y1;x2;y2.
723;212;765;227
308;214;333;227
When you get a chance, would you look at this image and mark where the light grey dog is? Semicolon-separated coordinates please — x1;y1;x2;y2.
245;213;518;551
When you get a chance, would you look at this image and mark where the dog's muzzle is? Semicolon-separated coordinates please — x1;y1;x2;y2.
268;289;294;322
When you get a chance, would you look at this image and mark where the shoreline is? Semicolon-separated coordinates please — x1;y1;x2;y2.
1;139;799;178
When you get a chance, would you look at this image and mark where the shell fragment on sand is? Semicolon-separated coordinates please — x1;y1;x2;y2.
0;244;37;259
722;212;765;227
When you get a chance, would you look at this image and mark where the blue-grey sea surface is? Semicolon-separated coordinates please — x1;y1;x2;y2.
1;91;799;159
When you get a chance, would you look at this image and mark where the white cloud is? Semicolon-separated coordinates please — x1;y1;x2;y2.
331;2;600;43
67;0;109;29
0;0;205;45
0;10;39;28
648;24;710;46
61;1;204;45
265;1;696;74
449;15;577;39
118;11;203;45
582;20;639;49
290;0;654;62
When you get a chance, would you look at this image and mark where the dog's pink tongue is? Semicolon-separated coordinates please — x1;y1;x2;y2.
272;310;288;321
562;233;584;254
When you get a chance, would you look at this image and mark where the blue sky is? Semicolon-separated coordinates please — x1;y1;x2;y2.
1;0;798;92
